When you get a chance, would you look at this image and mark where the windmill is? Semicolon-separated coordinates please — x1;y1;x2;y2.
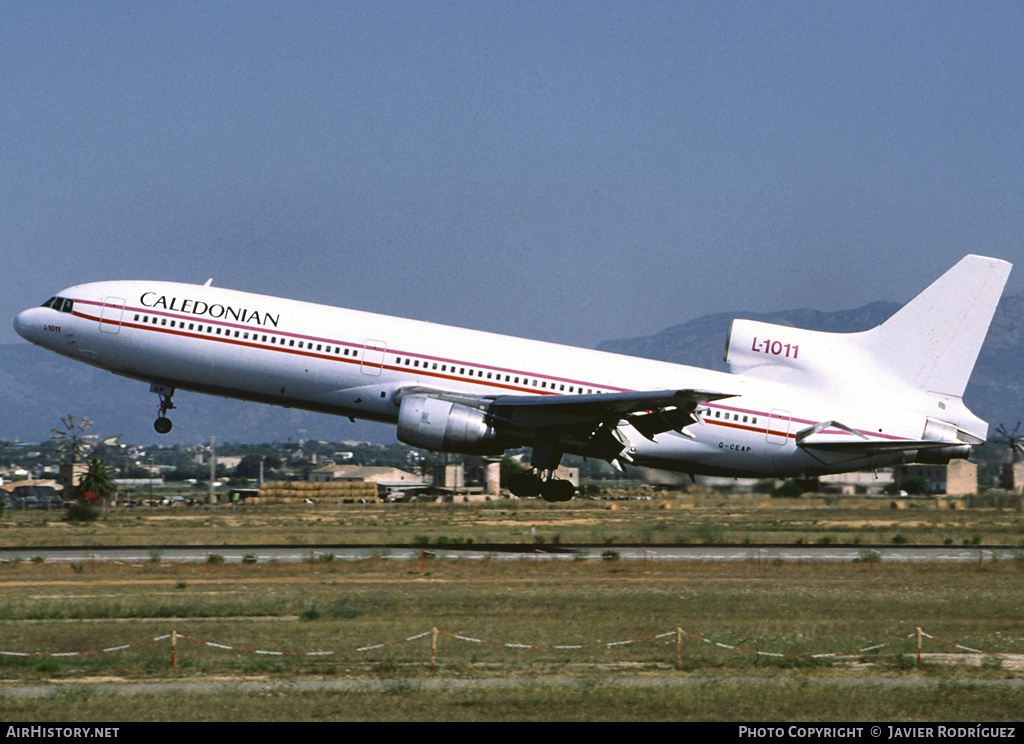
51;414;98;464
50;415;98;495
992;422;1024;491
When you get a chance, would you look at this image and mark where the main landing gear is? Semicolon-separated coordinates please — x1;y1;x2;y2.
151;384;175;434
507;471;576;502
507;441;576;502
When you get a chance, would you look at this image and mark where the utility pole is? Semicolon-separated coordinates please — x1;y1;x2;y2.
209;436;216;505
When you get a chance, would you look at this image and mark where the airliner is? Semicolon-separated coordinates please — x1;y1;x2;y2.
13;254;1010;501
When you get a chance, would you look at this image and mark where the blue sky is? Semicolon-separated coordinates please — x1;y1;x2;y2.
3;1;1023;349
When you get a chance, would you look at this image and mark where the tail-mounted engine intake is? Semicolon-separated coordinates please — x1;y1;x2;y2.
396;394;504;455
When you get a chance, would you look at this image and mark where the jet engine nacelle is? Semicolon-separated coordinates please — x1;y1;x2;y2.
396;394;504;455
914;445;972;464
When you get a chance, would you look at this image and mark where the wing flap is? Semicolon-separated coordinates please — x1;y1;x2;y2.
489;388;733;437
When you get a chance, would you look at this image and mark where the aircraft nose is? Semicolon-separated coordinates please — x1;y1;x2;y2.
13;307;41;343
13;309;28;339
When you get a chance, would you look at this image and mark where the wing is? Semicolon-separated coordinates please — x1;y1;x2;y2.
396;385;733;465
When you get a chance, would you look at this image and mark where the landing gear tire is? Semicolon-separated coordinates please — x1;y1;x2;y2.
154;417;173;434
540;479;575;503
508;471;543;498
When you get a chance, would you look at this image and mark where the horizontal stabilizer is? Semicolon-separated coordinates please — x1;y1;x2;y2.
795;419;978;458
798;437;967;454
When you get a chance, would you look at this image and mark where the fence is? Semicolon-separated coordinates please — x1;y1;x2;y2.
3;626;1020;672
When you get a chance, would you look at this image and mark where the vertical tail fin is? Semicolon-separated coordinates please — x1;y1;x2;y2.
863;254;1010;398
725;255;1011;400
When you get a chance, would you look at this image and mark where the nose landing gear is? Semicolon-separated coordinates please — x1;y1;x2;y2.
150;384;175;434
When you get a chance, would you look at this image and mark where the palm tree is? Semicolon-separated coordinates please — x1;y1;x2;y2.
78;456;117;503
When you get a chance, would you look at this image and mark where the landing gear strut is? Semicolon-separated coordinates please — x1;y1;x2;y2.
151;384;175;434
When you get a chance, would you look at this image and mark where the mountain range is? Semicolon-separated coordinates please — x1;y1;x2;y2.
2;295;1022;445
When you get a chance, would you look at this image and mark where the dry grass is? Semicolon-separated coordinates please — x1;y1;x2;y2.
2;496;1024;548
2;501;1023;720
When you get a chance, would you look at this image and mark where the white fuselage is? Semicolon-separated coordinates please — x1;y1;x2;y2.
13;280;946;478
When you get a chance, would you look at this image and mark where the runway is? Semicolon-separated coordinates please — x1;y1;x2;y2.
2;543;1019;565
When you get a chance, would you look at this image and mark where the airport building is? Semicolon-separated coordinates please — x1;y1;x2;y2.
308;464;420;485
894;460;978;496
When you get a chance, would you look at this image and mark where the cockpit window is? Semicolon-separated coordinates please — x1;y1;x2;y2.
42;297;75;313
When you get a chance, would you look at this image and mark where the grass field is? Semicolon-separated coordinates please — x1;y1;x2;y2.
1;499;1023;721
2;494;1024;547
